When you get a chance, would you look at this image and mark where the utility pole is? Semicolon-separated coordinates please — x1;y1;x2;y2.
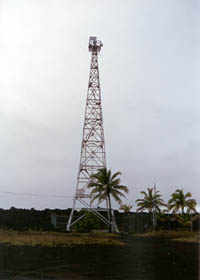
67;36;118;232
152;183;157;231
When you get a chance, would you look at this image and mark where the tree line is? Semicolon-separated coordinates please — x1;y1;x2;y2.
0;167;198;232
86;167;199;231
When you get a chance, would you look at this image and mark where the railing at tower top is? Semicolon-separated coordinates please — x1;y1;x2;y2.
88;36;103;53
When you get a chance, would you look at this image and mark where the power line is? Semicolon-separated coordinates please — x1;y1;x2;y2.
0;190;73;198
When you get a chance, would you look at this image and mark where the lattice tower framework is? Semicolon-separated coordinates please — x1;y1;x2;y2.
67;36;118;232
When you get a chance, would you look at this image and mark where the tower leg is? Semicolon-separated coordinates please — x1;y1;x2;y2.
66;196;76;231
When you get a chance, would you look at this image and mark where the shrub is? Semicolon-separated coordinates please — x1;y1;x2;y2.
73;210;104;233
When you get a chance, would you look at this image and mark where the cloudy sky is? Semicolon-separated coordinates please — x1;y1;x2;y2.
0;0;199;210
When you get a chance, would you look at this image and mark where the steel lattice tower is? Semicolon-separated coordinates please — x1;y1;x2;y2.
67;36;118;232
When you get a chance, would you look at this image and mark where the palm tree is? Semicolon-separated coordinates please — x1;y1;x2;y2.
168;189;197;214
175;214;192;230
120;204;133;213
186;199;197;214
136;188;166;213
88;168;129;232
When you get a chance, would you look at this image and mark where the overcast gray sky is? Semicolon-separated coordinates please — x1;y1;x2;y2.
0;0;199;210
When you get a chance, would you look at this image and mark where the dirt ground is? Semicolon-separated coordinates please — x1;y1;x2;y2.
0;235;199;280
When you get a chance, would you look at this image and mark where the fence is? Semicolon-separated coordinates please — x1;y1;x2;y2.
51;212;153;233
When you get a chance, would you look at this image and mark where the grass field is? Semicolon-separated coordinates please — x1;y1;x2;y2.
0;230;125;247
0;229;199;248
136;230;200;243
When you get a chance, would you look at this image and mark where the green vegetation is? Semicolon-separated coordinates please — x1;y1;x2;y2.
157;212;197;232
175;214;192;230
0;186;198;234
135;187;166;213
120;204;133;213
135;230;200;244
0;230;125;247
88;167;129;232
73;210;104;233
133;187;199;232
168;188;197;214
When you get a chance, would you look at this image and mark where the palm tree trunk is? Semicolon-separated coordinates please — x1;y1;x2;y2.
107;193;112;233
106;199;111;224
